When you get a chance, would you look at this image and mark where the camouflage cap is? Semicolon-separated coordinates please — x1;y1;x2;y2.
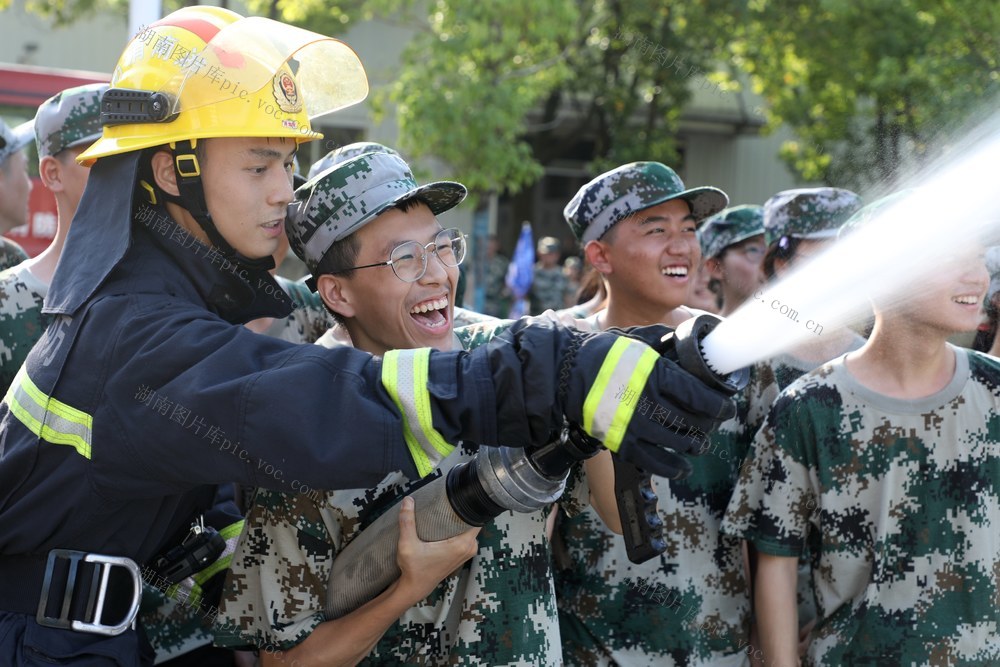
0;118;34;165
33;83;108;159
307;141;402;181
763;187;862;246
287;150;467;273
698;205;765;259
537;236;560;254
564;162;728;244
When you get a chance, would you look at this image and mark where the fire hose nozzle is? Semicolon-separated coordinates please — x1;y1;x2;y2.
671;314;749;396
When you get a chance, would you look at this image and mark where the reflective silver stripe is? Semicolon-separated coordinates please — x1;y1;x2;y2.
382;349;454;477
4;366;93;459
583;338;659;451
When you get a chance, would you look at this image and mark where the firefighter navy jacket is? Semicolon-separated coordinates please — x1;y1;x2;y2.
0;192;497;565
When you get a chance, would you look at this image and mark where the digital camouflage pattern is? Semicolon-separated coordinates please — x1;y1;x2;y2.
550;310;763;663
531;265;571;314
33;83;108;158
483;254;512;318
698;206;765;260
563;162;728;244
307;141;401;180
287;150;466;272
746;334;865;628
0;238;27;272
452;305;499;328
217;320;564;665
261;276;335;344
0;118;33;165
722;348;1000;665
0;264;48;394
762;187;862;246
139;586;215;660
553;359;778;667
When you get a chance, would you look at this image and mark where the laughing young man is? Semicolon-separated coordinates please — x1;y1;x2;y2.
216;151;704;665
553;162;777;666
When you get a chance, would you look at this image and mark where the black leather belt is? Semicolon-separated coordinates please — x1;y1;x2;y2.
0;549;142;636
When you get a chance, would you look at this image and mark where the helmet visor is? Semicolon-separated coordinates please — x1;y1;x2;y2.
146;16;368;121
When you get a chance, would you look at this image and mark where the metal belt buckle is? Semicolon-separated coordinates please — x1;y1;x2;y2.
36;549;142;636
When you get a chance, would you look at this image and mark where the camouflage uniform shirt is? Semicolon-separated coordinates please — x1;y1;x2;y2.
255;276;335;344
483;254;511;318
552;314;778;667
0;237;28;272
747;334;865;627
722;347;1000;665
0;263;48;395
217;320;563;665
531;264;570;314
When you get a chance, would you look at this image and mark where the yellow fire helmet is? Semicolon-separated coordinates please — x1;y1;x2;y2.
79;5;369;165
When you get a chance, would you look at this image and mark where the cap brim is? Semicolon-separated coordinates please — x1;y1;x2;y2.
12;120;35;153
793;227;840;241
368;180;468;222
639;186;729;227
674;187;729;225
410;181;467;216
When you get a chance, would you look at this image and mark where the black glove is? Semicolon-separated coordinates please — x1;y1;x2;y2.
486;318;735;479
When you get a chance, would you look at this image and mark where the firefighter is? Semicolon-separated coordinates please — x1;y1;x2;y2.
0;7;734;665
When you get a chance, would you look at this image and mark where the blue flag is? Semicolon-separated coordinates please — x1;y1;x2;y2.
505;222;534;319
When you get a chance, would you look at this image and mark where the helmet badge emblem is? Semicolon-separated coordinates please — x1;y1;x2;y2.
272;71;302;114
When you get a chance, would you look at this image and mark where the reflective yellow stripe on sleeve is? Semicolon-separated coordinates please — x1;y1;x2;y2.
582;338;659;452
381;349;455;477
4;366;93;459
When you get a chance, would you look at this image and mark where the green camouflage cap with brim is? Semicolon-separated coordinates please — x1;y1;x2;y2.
287;150;467;275
763;187;862;246
537;236;561;254
307;141;402;181
698;205;765;259
34;83;108;159
563;161;728;244
0;118;34;165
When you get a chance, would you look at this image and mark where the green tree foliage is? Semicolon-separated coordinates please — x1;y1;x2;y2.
256;0;730;196
733;0;1000;189
20;0;995;192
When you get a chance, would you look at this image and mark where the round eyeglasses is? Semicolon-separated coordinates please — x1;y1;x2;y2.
334;227;467;283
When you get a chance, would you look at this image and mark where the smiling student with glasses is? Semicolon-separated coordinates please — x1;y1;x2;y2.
216;148;637;664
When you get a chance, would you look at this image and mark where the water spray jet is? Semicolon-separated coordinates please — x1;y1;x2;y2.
700;116;1000;376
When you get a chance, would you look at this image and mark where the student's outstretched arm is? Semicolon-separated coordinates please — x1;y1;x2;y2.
754;552;800;667
261;497;479;667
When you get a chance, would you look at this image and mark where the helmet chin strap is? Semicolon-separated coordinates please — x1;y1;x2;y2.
168;139;276;273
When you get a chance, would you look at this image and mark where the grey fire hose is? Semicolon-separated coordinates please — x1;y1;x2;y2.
325;444;573;619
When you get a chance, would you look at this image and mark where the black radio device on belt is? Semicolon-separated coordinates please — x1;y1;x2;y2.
150;515;226;584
